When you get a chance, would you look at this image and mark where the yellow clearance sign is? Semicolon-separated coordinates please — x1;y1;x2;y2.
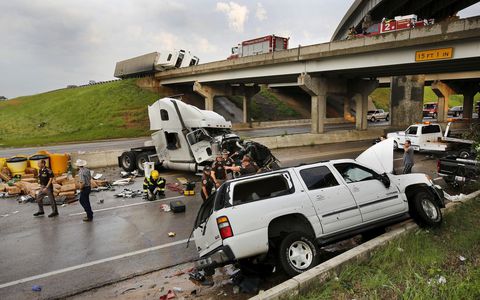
415;48;453;62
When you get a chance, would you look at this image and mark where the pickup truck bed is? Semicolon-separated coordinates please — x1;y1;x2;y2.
438;155;480;187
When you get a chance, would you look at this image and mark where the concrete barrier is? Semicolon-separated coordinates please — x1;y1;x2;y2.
233;119;353;130
251;129;383;149
250;191;480;300
70;150;123;169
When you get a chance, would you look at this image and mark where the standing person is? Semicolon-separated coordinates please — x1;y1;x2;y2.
211;154;227;188
222;149;235;179
403;140;415;174
33;159;58;218
143;170;166;201
76;159;93;222
201;166;215;202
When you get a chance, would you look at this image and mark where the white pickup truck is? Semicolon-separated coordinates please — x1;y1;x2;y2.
386;122;474;157
367;109;389;122
192;139;444;277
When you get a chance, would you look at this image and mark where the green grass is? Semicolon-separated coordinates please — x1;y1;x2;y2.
228;87;300;121
0;79;162;147
295;198;480;300
370;87;479;111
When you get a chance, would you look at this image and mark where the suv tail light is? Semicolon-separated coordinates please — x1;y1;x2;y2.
217;216;233;240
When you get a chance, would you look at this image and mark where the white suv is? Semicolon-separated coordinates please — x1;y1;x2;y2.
192;139;444;277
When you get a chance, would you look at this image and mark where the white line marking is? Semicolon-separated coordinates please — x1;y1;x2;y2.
433;177;443;181
69;195;184;216
0;238;192;289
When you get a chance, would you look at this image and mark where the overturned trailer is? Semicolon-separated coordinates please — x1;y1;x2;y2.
118;98;278;173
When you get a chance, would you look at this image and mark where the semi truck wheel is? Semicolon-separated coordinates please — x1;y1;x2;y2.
120;151;136;172
410;190;442;227
278;232;320;277
136;153;150;174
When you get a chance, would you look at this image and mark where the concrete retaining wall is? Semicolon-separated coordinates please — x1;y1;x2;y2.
70;150;124;169
233;118;353;130
251;128;384;149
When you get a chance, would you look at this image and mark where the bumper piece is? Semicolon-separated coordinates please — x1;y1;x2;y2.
194;245;235;270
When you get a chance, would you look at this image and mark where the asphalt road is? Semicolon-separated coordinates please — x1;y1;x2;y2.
0;141;448;299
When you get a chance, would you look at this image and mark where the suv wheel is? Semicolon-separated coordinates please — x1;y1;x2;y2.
410;190;442;227
393;140;398;150
279;232;320;277
370;117;376;122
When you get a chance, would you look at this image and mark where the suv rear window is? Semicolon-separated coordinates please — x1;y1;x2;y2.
421;125;441;134
300;166;339;190
232;173;293;205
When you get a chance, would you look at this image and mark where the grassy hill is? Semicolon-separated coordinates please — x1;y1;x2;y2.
0;79;162;147
371;87;480;112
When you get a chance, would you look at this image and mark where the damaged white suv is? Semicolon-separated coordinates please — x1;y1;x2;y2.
192;139;444;277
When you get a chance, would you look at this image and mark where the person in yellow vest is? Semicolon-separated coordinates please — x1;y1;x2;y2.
143;170;166;201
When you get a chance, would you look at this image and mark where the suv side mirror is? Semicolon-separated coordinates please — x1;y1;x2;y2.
377;173;391;188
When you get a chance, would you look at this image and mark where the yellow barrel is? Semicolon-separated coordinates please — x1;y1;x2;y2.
6;156;28;176
49;153;69;175
0;157;6;169
29;154;51;171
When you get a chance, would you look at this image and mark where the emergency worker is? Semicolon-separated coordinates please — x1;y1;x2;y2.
201;166;215;202
143;170;166;201
225;155;257;177
211;153;227;188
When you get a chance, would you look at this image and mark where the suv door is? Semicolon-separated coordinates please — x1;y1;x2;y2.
333;162;407;223
295;164;362;234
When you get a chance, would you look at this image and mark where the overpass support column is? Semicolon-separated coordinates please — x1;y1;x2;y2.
349;79;379;130
193;82;232;111
298;73;327;134
240;85;260;125
459;84;479;122
431;81;455;123
390;75;425;128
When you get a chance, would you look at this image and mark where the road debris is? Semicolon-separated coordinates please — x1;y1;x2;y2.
31;285;42;292
112;177;135;186
444;192;468;202
159;289;176;300
114;188;142;198
168;232;176;237
160;204;171;212
459;255;466;262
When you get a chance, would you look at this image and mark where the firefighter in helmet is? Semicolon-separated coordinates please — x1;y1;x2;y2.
143;170;166;201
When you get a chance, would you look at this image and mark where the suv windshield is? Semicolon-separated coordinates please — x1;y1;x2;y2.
367;110;376;114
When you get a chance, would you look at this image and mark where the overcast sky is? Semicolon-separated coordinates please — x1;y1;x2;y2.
1;1;479;98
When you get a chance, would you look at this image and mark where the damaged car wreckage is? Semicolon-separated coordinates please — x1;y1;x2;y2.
190;138;445;277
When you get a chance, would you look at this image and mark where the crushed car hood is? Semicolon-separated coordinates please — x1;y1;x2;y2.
356;138;394;174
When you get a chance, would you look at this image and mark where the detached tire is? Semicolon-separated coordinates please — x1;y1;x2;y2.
278;232;320;277
410;190;442;227
120;151;136;172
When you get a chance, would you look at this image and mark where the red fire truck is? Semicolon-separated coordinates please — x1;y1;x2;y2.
228;35;289;59
356;14;434;37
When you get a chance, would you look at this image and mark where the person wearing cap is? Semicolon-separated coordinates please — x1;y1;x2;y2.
76;159;93;222
222;149;235;179
143;170;166;201
201;166;215;202
225;155;257;177
211;153;227;188
33;159;58;218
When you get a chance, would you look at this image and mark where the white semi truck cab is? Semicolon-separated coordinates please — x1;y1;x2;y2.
118;98;240;173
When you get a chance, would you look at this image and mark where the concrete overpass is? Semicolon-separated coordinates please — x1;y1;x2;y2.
331;0;479;41
155;16;480;133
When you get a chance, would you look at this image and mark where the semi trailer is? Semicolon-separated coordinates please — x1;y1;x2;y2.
114;50;199;79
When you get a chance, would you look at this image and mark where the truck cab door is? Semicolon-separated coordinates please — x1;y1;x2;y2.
186;129;213;163
405;126;419;150
295;164;362;234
